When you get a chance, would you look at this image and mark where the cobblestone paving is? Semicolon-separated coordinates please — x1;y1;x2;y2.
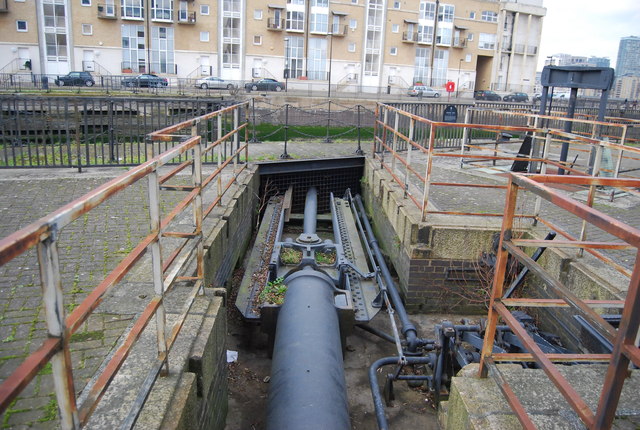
0;170;186;428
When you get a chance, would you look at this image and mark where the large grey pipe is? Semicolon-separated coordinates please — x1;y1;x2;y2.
303;186;318;234
266;269;350;430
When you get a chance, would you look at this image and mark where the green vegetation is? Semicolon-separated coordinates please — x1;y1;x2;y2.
250;123;374;142
280;247;302;265
315;249;336;265
259;277;287;305
38;395;58;422
70;330;104;343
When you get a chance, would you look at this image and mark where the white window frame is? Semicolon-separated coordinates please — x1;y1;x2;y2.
393;1;400;9
438;4;454;23
481;10;497;23
121;24;145;72
392;24;399;33
349;18;356;29
469;11;475;19
419;1;435;21
286;10;305;31
478;32;496;50
200;4;209;15
16;20;28;32
82;23;93;35
122;0;144;20
200;31;209;42
253;35;262;45
465;53;472;62
254;9;263;19
348;42;356;52
467;33;473;41
81;0;91;6
151;0;173;21
150;26;174;73
14;0;26;3
390;46;397;55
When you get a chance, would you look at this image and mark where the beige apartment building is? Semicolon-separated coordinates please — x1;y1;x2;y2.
0;0;545;92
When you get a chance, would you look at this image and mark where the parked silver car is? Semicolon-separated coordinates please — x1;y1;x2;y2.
407;85;440;98
195;77;236;90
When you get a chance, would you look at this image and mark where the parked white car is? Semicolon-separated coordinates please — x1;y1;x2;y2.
407;85;440;98
195;77;236;90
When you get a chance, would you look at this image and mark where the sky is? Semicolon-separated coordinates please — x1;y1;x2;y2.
537;0;640;71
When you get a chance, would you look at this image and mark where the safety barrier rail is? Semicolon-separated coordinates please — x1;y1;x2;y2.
373;102;640;276
479;173;640;429
0;101;249;428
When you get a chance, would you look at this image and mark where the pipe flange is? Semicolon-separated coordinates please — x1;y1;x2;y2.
296;233;321;244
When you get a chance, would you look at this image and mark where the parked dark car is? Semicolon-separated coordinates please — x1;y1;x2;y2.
503;92;529;102
55;71;95;87
121;74;168;88
474;90;502;101
244;78;285;92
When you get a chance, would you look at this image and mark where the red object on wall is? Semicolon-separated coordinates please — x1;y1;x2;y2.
445;81;455;92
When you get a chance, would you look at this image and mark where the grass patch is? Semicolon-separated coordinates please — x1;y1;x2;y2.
70;330;104;343
38;395;58;422
251;123;374;142
280;247;302;265
315;249;337;265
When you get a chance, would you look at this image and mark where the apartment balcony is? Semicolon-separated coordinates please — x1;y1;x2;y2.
402;32;417;43
0;0;8;12
267;18;284;31
330;24;348;36
452;38;467;48
178;11;196;24
97;3;117;19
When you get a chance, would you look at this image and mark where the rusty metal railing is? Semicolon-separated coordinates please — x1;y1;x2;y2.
478;173;640;429
0;101;249;428
373;102;640;276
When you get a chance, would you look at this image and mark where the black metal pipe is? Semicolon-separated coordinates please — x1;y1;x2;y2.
266;267;350;430
369;356;436;430
353;195;418;351
355;323;396;344
303;186;318;235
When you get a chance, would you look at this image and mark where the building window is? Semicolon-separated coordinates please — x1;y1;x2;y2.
82;23;93;35
364;0;383;77
311;0;327;6
81;0;91;6
150;26;174;73
307;37;327;80
351;0;357;4
122;0;144;19
469;11;475;19
102;0;116;17
287;11;305;31
392;24;399;33
121;25;145;72
478;33;496;50
467;33;473;41
310;13;328;33
43;0;68;60
414;47;430;82
432;48;448;86
285;36;304;78
200;4;209;15
200;31;209;41
436;27;451;45
481;11;497;22
16;20;28;31
253;35;262;45
390;46;397;55
349;19;357;29
348;42;356;52
419;1;435;20
393;1;400;9
417;25;433;44
438;4;454;22
15;0;26;3
254;9;262;19
222;0;241;69
151;0;173;20
465;53;471;62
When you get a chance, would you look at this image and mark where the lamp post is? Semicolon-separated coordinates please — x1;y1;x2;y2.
284;37;289;92
327;32;333;98
456;58;462;98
